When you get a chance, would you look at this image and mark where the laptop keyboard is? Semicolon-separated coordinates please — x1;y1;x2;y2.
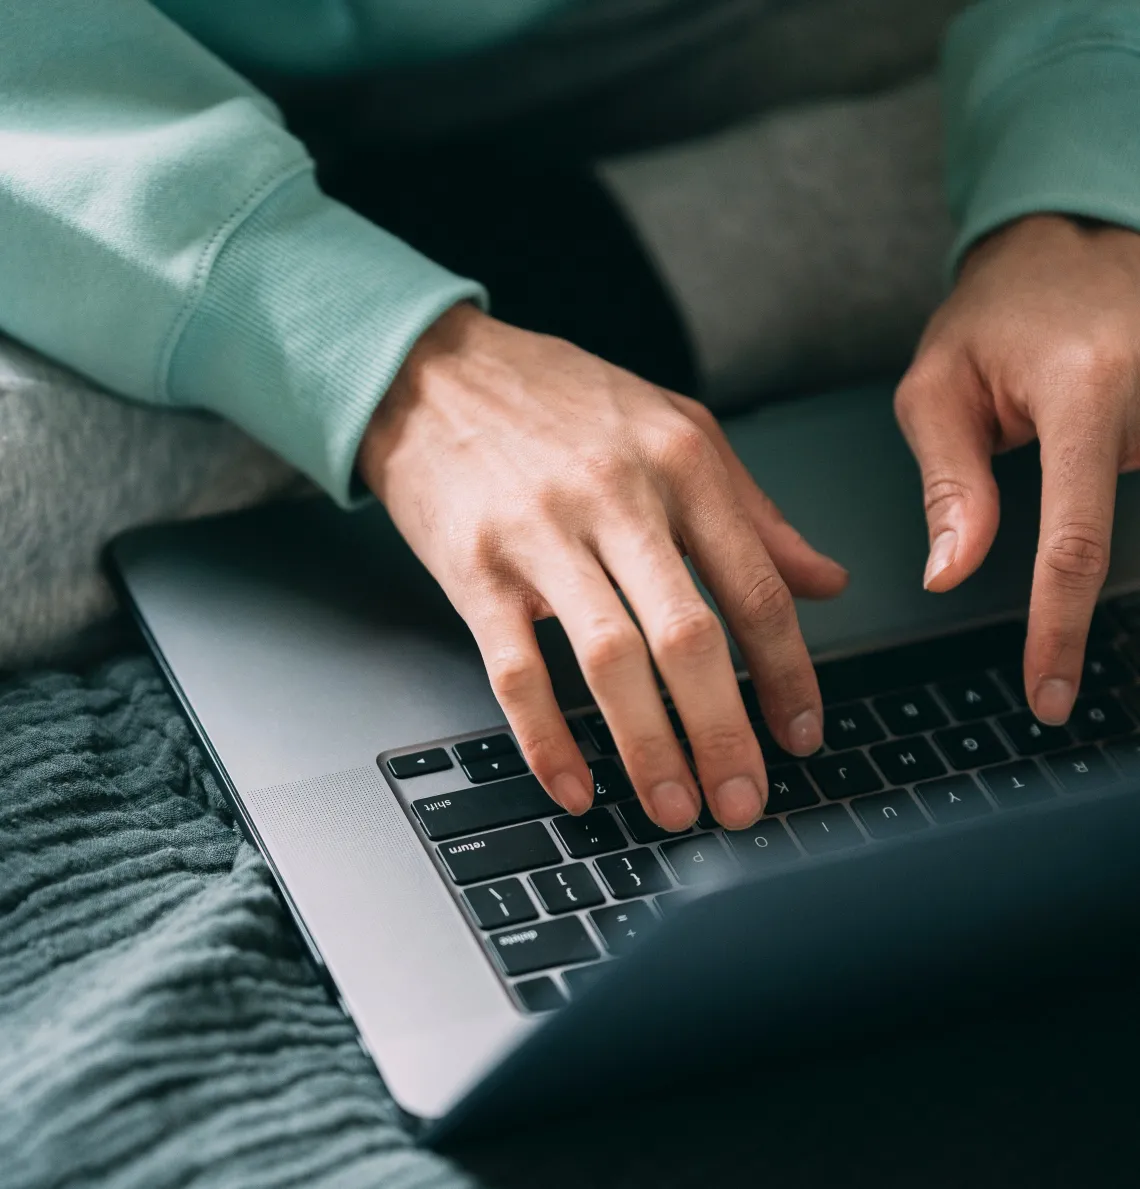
379;596;1140;1014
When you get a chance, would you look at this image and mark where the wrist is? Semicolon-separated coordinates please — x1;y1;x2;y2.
357;302;489;496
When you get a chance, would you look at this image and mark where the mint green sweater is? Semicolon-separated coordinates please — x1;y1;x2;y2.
3;2;1140;505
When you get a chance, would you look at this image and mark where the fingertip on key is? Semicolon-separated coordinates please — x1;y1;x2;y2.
786;709;823;757
713;775;765;830
1033;678;1075;727
552;773;593;816
648;780;701;831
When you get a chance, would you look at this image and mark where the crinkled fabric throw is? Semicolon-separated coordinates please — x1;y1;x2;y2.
0;656;471;1189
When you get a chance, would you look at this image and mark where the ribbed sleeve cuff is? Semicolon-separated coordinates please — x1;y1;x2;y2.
945;46;1140;276
165;169;488;506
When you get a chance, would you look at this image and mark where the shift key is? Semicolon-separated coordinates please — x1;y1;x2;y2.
439;822;561;884
413;775;554;840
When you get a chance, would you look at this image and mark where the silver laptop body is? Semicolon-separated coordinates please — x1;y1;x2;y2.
108;385;1140;1142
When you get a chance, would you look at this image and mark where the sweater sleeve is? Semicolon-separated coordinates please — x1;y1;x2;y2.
942;0;1140;275
0;0;487;505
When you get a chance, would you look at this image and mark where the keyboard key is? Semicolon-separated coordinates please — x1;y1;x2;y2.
514;976;565;1012
851;789;929;839
997;711;1072;756
980;759;1055;808
552;807;627;857
1082;648;1133;692
581;712;616;756
915;774;992;824
933;722;1009;770
935;673;1009;722
1105;735;1140;777
794;803;865;851
1047;747;1118;793
870;736;946;785
454;734;517;764
873;688;947;735
995;665;1030;708
438;822;561;885
654;891;690;914
530;864;605;913
1069;693;1134;742
808;750;883;799
490;918;598;977
563;964;609;997
659;834;735;886
590;901;659;955
754;722;797;765
412;774;554;840
723;819;802;869
765;765;819;814
1110;593;1140;634
823;702;885;749
617;799;690;844
589;758;635;805
463;752;528;783
463;878;538;929
387;748;452;779
787;804;865;854
596;849;671;898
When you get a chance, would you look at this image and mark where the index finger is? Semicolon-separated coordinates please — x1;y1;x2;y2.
1026;409;1120;724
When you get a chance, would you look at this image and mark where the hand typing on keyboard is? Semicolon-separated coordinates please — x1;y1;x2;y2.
358;304;848;832
894;215;1140;726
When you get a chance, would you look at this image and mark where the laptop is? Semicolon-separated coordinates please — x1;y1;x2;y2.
107;383;1140;1144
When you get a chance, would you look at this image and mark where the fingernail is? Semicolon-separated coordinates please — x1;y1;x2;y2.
714;776;764;829
648;780;700;831
553;773;592;815
787;710;823;756
1034;678;1075;727
923;529;958;589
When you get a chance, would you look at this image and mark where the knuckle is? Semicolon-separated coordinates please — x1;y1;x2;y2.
1041;523;1110;588
690;724;756;766
894;352;952;416
1047;331;1133;391
484;645;540;702
580;621;646;678
657;417;713;476
655;602;723;661
923;473;973;519
579;447;635;493
621;732;681;777
737;569;794;628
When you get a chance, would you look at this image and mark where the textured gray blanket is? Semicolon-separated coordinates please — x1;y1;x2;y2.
0;656;429;1188
4;652;1139;1189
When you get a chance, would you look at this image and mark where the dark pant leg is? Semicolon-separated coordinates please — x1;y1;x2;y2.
318;144;698;396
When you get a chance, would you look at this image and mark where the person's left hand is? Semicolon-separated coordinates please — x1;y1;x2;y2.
894;213;1140;726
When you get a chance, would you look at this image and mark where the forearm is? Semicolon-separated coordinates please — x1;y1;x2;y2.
0;0;485;504
942;0;1140;273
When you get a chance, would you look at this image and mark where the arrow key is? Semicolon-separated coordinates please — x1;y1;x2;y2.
455;734;517;764
386;748;453;779
464;752;528;782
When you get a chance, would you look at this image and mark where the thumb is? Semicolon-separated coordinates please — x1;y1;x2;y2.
894;357;1001;593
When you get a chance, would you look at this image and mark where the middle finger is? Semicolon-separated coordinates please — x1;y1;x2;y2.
595;509;768;830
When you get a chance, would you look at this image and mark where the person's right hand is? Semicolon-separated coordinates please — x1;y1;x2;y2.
358;305;848;832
